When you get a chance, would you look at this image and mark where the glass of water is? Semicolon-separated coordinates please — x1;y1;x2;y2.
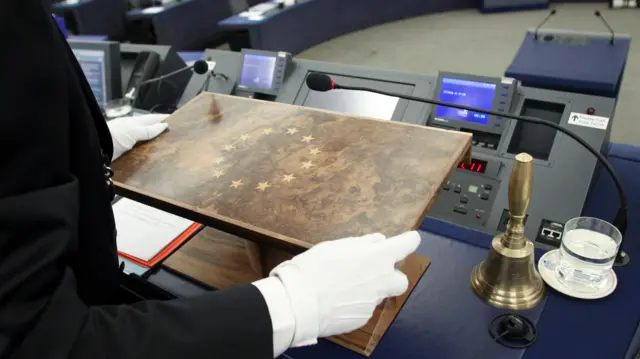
556;217;622;293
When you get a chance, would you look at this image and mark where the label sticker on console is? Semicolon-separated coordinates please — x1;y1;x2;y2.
568;112;610;130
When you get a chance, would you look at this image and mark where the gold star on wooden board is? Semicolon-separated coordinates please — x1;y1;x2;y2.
213;169;225;178
256;181;271;192
309;147;321;156
301;135;314;143
286;127;298;135
223;144;235;152
263;128;273;135
230;180;243;189
282;174;296;183
240;134;251;141
301;161;314;170
213;157;224;164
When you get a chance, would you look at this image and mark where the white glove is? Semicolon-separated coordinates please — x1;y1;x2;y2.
271;231;421;347
107;114;169;161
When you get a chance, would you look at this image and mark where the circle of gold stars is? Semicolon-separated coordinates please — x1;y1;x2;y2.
211;127;324;194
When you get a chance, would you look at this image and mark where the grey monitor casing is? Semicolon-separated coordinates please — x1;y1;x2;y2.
68;40;122;106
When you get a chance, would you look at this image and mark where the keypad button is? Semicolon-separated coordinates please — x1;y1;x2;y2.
484;184;493;191
480;193;490;200
460;197;468;204
454;186;462;193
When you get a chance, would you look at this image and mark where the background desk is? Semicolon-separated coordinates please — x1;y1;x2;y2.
142;142;640;359
126;0;233;50
52;0;126;37
218;0;608;54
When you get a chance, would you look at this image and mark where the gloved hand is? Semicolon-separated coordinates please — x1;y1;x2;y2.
107;114;169;161
271;231;421;347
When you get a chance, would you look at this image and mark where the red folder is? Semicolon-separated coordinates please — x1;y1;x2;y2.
118;223;203;268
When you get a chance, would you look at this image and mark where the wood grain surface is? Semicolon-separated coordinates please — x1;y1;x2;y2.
163;227;262;289
112;93;472;251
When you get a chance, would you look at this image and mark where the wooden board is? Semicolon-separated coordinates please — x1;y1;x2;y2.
163;228;430;356
112;93;472;251
162;227;262;289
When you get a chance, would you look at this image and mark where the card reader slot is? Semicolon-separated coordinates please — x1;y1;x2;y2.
460;129;501;150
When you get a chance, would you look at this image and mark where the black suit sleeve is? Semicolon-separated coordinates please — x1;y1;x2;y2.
0;2;273;359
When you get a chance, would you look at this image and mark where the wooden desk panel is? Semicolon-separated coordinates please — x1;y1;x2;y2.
113;93;472;251
163;227;261;289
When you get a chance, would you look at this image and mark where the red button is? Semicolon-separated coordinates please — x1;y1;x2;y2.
587;107;595;115
476;212;482;219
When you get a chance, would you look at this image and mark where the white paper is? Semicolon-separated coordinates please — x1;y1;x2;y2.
114;198;194;261
568;112;610;130
239;1;278;17
611;0;637;8
248;14;265;21
141;6;165;14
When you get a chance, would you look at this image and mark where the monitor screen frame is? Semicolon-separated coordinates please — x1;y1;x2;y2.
68;40;122;107
236;49;288;96
430;71;514;135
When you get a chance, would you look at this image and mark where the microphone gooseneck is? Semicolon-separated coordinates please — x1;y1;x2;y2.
310;73;629;264
533;9;556;41
594;10;616;45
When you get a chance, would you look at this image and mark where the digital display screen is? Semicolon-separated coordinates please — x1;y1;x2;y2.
457;159;488;173
72;49;107;106
435;78;496;125
239;54;277;90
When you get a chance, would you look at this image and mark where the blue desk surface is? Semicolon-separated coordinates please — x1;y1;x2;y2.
506;31;631;98
285;143;640;359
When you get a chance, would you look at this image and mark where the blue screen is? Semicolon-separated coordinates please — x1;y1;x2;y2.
72;49;107;107
435;78;496;125
239;54;277;90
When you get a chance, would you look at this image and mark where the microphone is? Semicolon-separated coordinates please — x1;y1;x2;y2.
106;60;209;119
125;59;209;101
306;73;630;265
594;10;616;45
306;72;337;92
533;9;556;41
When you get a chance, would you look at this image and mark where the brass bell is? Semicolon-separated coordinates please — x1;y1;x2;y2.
470;153;545;310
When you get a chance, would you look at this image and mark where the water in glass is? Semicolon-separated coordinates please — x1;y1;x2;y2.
556;228;618;292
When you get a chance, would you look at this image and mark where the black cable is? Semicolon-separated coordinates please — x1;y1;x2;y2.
197;72;212;95
338;84;629;244
470;330;509;359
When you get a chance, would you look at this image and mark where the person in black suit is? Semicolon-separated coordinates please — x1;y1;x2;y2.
0;2;421;359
